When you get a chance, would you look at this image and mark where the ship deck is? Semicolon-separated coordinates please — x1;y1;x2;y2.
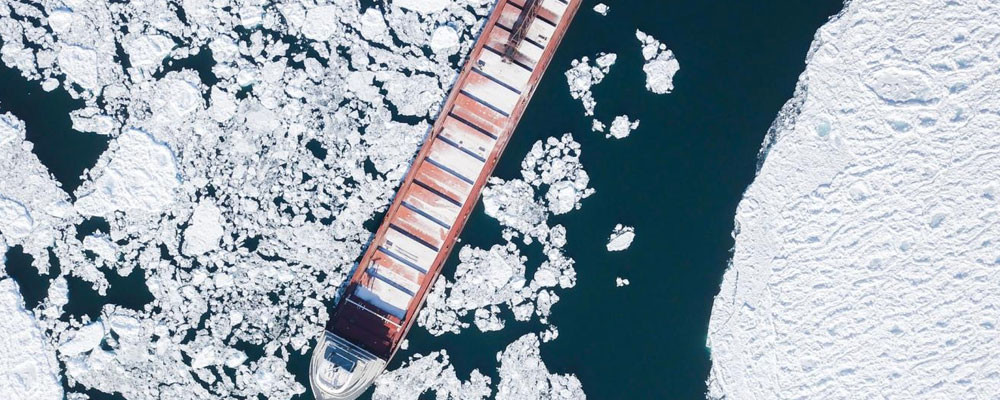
325;0;582;360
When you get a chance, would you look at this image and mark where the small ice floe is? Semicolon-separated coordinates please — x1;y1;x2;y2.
430;25;460;55
182;201;225;256
616;277;631;287
593;3;609;16
636;30;680;94
591;119;606;133
606;224;635;251
607;115;639;139
565;53;617;116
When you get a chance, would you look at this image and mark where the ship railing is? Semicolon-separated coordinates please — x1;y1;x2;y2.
345;297;403;328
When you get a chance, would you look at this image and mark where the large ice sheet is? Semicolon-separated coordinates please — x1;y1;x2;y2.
708;1;1000;398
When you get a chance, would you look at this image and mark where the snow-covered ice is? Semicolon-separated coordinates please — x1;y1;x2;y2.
430;25;460;55
607;115;639;139
496;334;585;400
182;201;225;256
565;53;617;116
0;278;63;400
636;30;679;94
606;224;635;252
74;129;181;217
372;350;491;400
593;4;609;16
708;1;1000;399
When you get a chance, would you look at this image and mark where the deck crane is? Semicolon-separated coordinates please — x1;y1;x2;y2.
503;0;543;62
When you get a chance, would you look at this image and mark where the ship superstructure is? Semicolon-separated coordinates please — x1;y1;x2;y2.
310;1;581;398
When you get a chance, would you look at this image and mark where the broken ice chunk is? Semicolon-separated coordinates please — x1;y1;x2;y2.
606;224;635;251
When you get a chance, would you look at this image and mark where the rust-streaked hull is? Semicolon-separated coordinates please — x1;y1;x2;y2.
311;1;581;398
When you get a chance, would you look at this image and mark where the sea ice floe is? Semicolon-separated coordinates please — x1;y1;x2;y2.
373;350;492;400
591;119;606;133
0;196;33;239
182;201;225;256
394;0;453;15
74;129;181;217
496;334;585;399
374;333;584;400
606;224;635;251
615;277;630;287
0;278;63;400
636;30;679;94
431;25;460;55
520;134;595;216
565;53;617;116
607;115;639;139
708;1;1000;399
0;111;76;274
593;4;609;16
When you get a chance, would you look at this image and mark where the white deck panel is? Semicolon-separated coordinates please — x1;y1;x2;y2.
356;283;411;319
541;0;568;18
370;256;423;288
395;208;449;247
428;140;485;182
439;124;496;160
462;76;521;115
368;264;421;294
382;229;438;273
523;18;556;48
414;164;475;205
476;49;533;89
516;39;545;61
403;185;462;227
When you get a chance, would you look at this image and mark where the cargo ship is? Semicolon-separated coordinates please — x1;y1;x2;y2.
310;1;581;398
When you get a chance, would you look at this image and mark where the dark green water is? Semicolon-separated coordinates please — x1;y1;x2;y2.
0;1;842;398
